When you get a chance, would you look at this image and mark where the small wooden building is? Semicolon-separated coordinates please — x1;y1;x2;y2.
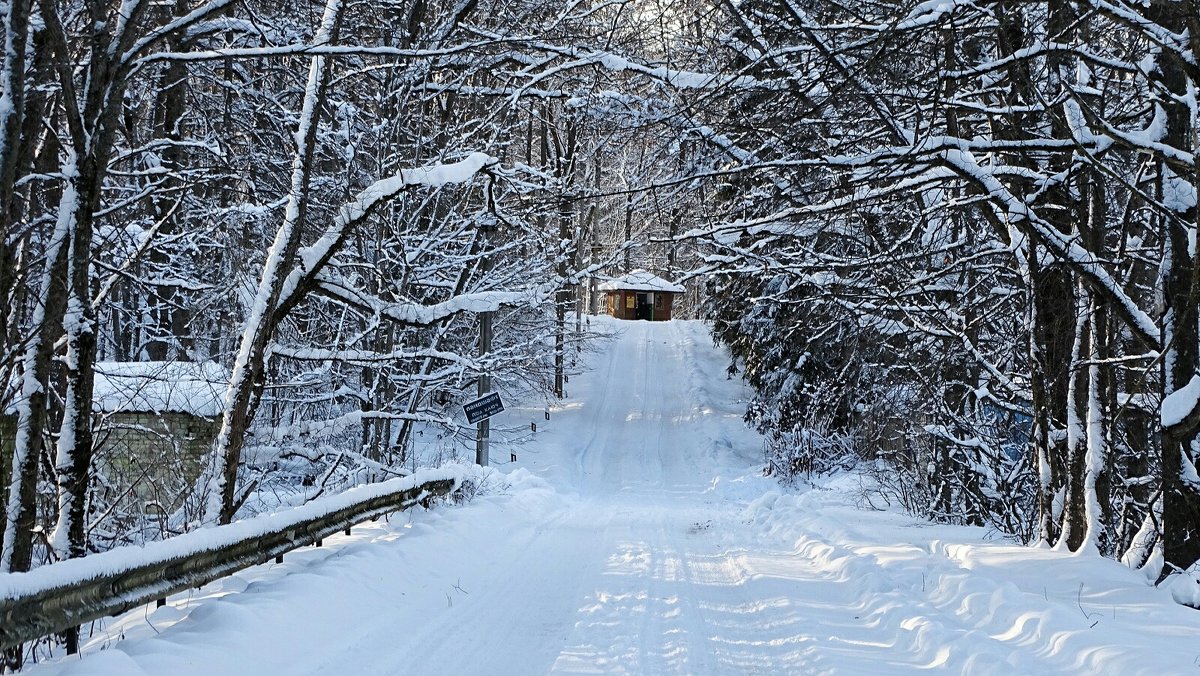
598;270;685;321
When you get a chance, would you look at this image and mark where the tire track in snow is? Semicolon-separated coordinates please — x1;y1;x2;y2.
573;323;624;495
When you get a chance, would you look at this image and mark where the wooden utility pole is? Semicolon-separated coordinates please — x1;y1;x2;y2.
476;224;494;466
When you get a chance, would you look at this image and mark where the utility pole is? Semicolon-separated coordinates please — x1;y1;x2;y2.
476;225;493;467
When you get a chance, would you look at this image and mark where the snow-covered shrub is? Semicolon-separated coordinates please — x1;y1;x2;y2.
764;421;860;483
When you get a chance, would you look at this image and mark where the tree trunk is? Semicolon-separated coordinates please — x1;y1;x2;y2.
204;0;344;525
1028;255;1074;546
0;0;34;570
145;0;191;361
1147;0;1200;582
2;203;70;574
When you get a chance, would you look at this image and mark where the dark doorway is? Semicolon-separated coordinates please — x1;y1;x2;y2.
636;293;653;320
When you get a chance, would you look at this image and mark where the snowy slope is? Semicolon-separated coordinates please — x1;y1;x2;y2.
25;318;1200;675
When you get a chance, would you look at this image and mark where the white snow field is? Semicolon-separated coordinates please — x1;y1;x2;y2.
26;318;1200;675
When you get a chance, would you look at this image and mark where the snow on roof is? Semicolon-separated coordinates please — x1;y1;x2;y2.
93;361;230;417
596;270;685;293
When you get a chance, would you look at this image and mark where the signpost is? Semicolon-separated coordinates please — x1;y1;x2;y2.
464;391;504;425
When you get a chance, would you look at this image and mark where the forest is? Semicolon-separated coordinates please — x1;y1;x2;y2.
0;0;1197;652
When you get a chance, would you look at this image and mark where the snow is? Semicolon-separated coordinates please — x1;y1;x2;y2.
17;318;1200;674
91;361;230;417
932;138;1161;347
896;0;974;28
596;269;686;293
327;152;496;242
1161;373;1200;429
1164;569;1200;608
1159;153;1199;215
495;41;760;97
273;152;497;323
0;466;468;602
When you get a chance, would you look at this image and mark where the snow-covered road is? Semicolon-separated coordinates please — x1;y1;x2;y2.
30;319;1200;675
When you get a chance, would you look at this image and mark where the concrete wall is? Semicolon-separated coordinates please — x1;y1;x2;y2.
0;412;216;513
97;412;217;512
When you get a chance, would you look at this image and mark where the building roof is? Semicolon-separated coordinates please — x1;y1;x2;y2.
93;361;229;417
596;270;685;294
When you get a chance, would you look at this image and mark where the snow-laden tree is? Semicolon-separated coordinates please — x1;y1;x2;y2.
0;0;641;616
664;0;1198;597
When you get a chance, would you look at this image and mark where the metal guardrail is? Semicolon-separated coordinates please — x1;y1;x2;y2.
0;476;458;652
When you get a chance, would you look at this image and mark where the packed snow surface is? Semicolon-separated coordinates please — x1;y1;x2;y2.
24;318;1200;674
